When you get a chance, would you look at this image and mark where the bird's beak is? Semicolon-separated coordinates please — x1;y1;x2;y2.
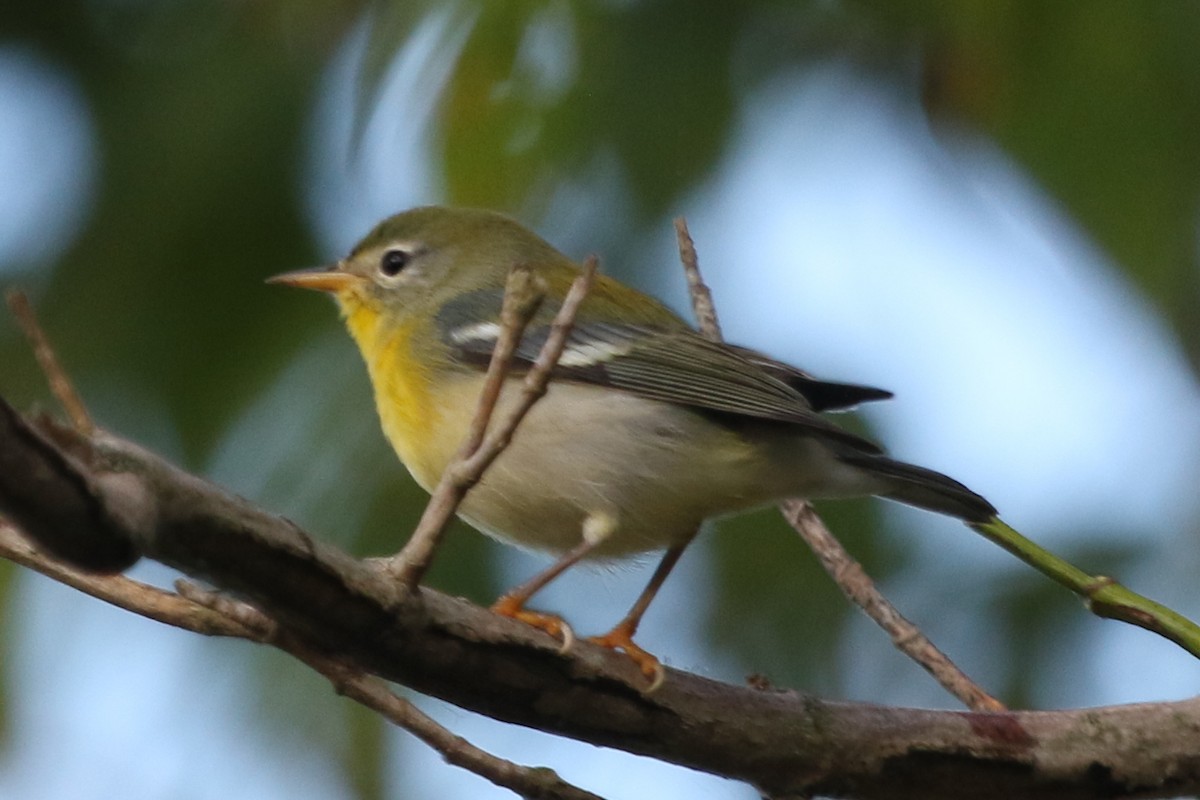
266;264;360;293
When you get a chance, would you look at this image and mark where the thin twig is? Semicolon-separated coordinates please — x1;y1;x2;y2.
174;580;279;639
782;501;1005;711
6;289;94;435
456;267;548;464
674;218;722;343
972;518;1200;659
672;217;1004;712
0;529;601;800
391;259;598;588
0;521;254;638
175;580;602;800
387;265;545;587
310;655;604;800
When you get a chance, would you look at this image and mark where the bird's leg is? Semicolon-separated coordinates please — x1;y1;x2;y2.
588;528;699;692
491;536;600;652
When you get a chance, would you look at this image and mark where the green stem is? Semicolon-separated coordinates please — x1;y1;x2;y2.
971;517;1200;658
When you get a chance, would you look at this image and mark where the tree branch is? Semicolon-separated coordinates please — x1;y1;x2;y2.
0;518;600;800
972;517;1200;658
0;397;1197;799
780;499;1006;712
173;581;603;800
5;289;94;435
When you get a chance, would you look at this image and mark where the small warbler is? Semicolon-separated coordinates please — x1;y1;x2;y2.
270;206;996;685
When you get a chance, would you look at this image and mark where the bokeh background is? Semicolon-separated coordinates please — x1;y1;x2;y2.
2;2;1200;798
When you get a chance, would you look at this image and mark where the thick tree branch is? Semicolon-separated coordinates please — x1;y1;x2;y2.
0;520;599;800
0;397;1197;799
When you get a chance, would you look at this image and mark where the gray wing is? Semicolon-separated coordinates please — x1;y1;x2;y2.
722;343;893;412
445;317;885;454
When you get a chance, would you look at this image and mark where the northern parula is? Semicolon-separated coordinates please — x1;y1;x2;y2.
270;206;996;684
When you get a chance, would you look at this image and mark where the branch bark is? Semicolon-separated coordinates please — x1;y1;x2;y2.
0;396;1197;799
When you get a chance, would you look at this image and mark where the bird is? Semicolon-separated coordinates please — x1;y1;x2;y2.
269;205;996;688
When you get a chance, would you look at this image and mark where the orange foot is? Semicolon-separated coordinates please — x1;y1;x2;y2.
588;623;666;693
490;595;575;654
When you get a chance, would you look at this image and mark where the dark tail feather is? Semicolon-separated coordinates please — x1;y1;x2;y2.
840;454;997;523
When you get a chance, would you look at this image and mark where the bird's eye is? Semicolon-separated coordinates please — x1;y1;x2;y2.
379;248;411;277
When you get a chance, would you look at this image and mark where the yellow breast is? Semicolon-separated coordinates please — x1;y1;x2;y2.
342;302;452;491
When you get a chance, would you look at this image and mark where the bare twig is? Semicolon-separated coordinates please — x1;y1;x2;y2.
174;581;603;800
389;265;545;588
0;520;252;638
674;218;722;343
174;579;279;639
6;289;94;435
671;217;1003;712
454;267;549;466
781;501;1005;712
307;653;605;800
391;258;598;587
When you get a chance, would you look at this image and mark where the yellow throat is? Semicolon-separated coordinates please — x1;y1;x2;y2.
339;294;445;490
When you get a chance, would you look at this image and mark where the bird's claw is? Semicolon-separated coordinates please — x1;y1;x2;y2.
588;625;666;693
490;598;575;654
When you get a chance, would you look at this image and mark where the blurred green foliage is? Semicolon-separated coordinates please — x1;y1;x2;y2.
1;1;1198;797
896;1;1200;361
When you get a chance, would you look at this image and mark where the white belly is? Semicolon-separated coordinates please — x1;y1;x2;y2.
409;376;875;558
